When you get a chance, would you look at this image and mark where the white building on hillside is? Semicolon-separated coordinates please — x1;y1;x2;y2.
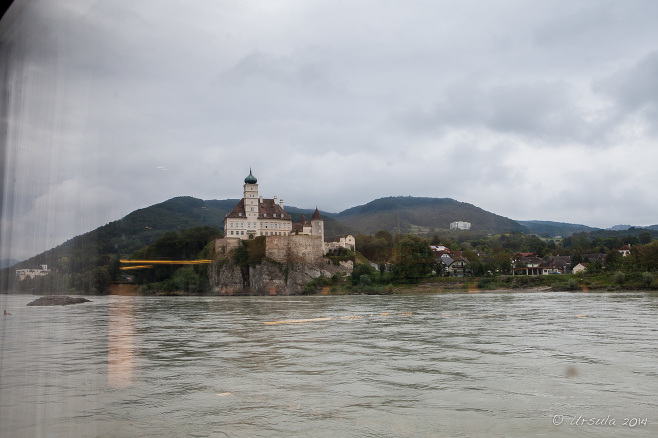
325;235;356;252
16;265;50;281
450;221;471;230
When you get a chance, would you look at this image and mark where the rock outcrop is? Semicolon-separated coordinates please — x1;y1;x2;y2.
26;296;91;306
208;260;351;295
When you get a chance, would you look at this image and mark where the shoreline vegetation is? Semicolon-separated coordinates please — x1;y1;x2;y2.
4;273;656;297
3;225;658;296
297;272;658;296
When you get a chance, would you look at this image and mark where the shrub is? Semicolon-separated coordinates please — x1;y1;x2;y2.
614;271;625;284
641;272;653;288
356;283;393;295
302;275;333;294
351;263;376;286
567;278;579;290
477;277;495;290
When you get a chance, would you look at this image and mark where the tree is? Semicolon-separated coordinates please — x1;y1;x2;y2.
605;250;622;271
639;242;658;271
351;263;376;286
639;232;653;245
487;251;512;275
108;256;121;281
623;235;639;245
570;254;583;270
374;230;393;245
391;235;435;283
92;267;111;294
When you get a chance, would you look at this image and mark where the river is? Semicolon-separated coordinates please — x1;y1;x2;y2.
1;291;657;437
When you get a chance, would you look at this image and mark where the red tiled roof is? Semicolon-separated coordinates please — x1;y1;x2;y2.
225;198;292;220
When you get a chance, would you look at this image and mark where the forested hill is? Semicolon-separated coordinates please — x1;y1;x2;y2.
516;220;599;237
2;196;353;278
517;221;658;237
334;197;528;235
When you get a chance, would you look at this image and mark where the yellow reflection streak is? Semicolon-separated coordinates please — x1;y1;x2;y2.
264;317;333;325
120;259;214;265
120;265;153;270
264;312;416;325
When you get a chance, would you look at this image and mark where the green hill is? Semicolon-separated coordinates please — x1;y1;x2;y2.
0;196;358;293
334;196;528;235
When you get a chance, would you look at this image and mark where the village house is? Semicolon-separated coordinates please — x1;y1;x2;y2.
619;245;631;257
511;252;560;275
572;263;588;274
546;255;571;274
447;256;471;277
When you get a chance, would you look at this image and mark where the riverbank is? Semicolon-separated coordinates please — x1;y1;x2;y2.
3;272;657;296
376;273;658;295
315;272;658;296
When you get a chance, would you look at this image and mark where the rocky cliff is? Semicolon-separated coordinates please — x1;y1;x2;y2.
208;260;352;295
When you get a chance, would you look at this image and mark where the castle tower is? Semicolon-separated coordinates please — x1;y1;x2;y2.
243;169;259;219
311;207;325;253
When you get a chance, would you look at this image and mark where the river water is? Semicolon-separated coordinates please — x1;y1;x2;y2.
1;291;657;437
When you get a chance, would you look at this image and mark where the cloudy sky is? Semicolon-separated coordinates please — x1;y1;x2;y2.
2;0;658;260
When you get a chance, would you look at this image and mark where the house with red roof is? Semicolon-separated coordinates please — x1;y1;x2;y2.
618;245;631;257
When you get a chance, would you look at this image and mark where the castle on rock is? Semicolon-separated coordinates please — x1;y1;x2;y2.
224;169;324;243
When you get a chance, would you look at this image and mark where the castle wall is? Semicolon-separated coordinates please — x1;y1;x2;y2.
265;235;323;264
215;237;241;256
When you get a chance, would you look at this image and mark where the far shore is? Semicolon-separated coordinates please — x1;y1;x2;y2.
4;284;656;297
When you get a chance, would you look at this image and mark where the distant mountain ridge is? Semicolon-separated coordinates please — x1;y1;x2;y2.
516;220;599;237
6;195;654;278
608;224;658;231
335;196;528;235
0;259;20;269
517;221;658;237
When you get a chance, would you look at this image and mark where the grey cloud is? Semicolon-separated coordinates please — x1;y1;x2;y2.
4;0;658;260
399;80;591;143
595;50;658;116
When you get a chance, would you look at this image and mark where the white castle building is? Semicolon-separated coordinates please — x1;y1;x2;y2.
16;265;50;281
224;169;324;243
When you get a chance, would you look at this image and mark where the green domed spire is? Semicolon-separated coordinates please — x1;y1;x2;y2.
244;168;257;184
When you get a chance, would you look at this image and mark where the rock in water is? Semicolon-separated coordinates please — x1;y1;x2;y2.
27;296;91;306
